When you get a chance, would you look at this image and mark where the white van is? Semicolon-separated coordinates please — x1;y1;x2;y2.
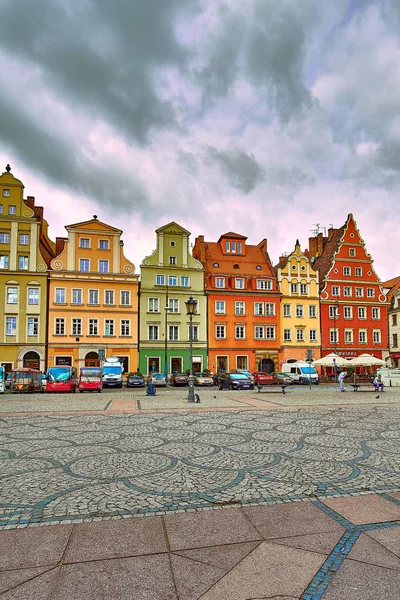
282;362;319;385
377;368;400;387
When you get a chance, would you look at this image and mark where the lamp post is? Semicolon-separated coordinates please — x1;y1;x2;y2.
163;285;170;384
333;298;340;378
185;296;198;402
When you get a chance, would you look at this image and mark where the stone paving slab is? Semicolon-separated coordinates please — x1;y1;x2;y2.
0;398;111;413
321;495;400;525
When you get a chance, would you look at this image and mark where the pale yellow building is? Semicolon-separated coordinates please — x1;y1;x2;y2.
48;217;139;373
275;240;321;366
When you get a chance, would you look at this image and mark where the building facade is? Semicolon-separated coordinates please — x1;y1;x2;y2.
0;165;55;372
193;232;280;374
48;217;139;373
308;214;389;364
275;240;321;366
139;222;207;376
382;277;400;368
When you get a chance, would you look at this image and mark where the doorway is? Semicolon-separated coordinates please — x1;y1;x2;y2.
23;351;40;370
216;356;228;373
259;358;274;373
85;352;99;367
171;357;182;373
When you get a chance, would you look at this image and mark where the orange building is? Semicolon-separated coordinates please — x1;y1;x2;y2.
193;232;281;374
48;216;139;373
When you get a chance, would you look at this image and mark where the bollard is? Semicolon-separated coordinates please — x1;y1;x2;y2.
146;379;156;396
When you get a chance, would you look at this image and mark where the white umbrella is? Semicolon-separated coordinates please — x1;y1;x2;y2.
347;353;386;367
313;353;350;367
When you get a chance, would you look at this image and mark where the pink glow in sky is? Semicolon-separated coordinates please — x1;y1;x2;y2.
0;1;399;281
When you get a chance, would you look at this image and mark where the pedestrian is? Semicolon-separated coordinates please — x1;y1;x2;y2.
338;370;347;392
374;374;384;392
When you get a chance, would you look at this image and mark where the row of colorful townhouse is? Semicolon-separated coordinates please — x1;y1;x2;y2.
1;165;399;377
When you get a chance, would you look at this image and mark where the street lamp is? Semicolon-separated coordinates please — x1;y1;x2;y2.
164;305;170;383
185;296;198;402
333;298;340;377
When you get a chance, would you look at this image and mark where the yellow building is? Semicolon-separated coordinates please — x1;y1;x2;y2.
0;165;55;372
275;240;321;366
48;216;139;373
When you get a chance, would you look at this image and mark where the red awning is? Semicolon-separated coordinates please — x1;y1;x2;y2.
391;354;400;359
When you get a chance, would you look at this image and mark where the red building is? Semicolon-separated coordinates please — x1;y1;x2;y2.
308;214;389;364
192;232;281;374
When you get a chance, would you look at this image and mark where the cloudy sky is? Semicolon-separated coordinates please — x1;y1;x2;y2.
1;0;399;281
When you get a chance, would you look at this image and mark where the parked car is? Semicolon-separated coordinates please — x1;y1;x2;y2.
252;371;273;385
194;373;214;386
232;369;255;382
171;373;189;386
218;373;254;391
273;372;296;385
151;373;167;387
126;373;145;388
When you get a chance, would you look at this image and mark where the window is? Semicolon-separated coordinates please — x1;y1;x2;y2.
216;277;225;288
372;307;380;320
215;301;226;314
104;290;114;305
373;330;381;343
120;290;130;305
309;305;317;318
235;326;245;339
330;329;338;343
393;314;397;326
168;276;178;286
3;189;10;197
283;329;291;341
291;283;298;294
191;325;199;341
19;234;29;245
80;238;90;248
355;267;362;276
283;304;291;317
0;233;10;243
80;259;90;272
235;278;244;289
332;286;340;296
156;275;165;286
169;326;179;341
148;325;159;340
265;327;275;339
296;329;304;341
0;205;2;213
344;306;353;319
257;279;272;290
237;242;243;253
349;248;356;257
99;239;109;250
19;256;28;270
89;289;99;305
180;276;189;287
345;330;353;343
231;242;236;253
235;301;245;315
329;305;339;318
254;302;264;315
169;256;177;265
55;288;66;304
27;317;38;336
88;319;99;335
255;326;264;339
265;303;275;316
70;289;81;305
216;325;226;339
310;329;317;342
105;319;115;336
296;305;304;318
343;267;351;276
28;288;39;305
300;283;307;295
72;318;82;336
344;287;352;297
148;297;160;313
355;287;363;297
168;298;179;313
393;333;398;348
55;318;65;335
358;307;366;319
367;288;375;298
99;260;109;273
6;316;17;335
121;320;130;336
359;330;367;343
0;255;9;268
8;205;16;215
7;287;18;304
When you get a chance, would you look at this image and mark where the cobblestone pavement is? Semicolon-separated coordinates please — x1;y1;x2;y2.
1;403;400;530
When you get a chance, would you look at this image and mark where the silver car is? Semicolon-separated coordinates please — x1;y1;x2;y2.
194;373;214;386
150;373;167;387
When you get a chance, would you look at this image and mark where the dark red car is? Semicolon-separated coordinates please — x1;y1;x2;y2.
252;372;273;385
171;373;189;386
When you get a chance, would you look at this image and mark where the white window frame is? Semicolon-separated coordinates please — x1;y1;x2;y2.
99;239;109;250
283;329;291;341
88;319;99;336
235;278;244;289
27;317;38;337
6;316;17;335
330;329;338;343
372;307;380;320
88;289;99;305
215;277;225;288
257;279;272;290
104;319;115;336
169;325;179;341
310;329;317;342
296;329;304;342
18;256;29;270
296;305;304;318
359;329;367;344
80;238;90;249
121;320;130;336
344;287;352;297
104;290;114;305
72;318;82;336
283;304;291;317
309;305;316;318
300;283;307;295
344;329;353;343
215;325;226;339
332;286;340;296
28;287;39;305
265;326;275;340
169;256;177;265
7;287;18;304
156;275;165;286
71;288;82;305
99;260;109;273
120;290;130;305
8;205;16;215
55;318;65;336
148;297;160;313
254;326;264;339
148;325;159;341
180;276;190;287
79;259;90;272
367;288;375;298
358;307;366;319
265;303;275;316
343;266;351;276
373;330;381;344
0;233;10;243
55;288;66;304
290;283;298;294
355;267;362;276
235;325;245;339
19;234;29;245
355;287;363;297
254;302;264;316
344;306;353;319
235;301;245;315
168;298;179;313
215;300;226;315
168;276;178;286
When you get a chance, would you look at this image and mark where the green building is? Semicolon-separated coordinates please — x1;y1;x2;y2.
139;222;207;377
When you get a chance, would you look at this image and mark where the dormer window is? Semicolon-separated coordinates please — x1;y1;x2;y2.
225;241;230;253
225;240;243;254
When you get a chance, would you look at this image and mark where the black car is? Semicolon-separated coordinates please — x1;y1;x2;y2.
126;373;145;388
218;373;254;391
171;373;189;386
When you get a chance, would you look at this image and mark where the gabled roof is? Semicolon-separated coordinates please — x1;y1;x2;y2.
217;232;248;242
382;276;400;290
65;217;122;234
312;226;345;282
155;221;191;235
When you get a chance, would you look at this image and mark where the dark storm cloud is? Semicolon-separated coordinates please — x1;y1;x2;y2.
206;147;264;193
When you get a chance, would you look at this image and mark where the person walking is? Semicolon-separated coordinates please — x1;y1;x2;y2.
338;370;347;392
